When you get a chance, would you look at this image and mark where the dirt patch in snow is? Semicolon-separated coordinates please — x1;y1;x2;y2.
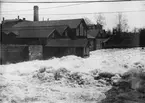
100;62;145;103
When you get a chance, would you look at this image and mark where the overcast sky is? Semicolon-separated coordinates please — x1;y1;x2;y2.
1;0;145;30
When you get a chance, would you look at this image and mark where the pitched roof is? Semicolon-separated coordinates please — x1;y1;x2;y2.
17;28;56;38
102;38;111;43
87;34;95;39
1;19;29;35
2;27;19;35
49;19;84;28
2;19;27;28
30;26;69;35
50;26;68;34
87;29;100;38
46;39;88;47
2;25;68;36
13;18;84;29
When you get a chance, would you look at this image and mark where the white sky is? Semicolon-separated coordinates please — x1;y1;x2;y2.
1;0;145;30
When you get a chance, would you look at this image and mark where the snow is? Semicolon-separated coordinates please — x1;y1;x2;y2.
0;48;145;103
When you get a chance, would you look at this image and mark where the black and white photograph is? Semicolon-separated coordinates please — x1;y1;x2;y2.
0;0;145;103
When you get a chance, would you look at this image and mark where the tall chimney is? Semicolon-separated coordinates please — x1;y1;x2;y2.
34;6;39;21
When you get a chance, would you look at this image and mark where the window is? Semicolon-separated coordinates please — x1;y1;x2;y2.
76;28;79;36
84;47;89;55
80;23;83;36
84;30;87;37
65;31;68;37
51;33;55;39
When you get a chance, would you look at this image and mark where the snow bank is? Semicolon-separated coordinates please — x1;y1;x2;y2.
0;48;145;103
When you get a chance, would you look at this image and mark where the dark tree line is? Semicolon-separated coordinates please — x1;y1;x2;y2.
139;28;145;47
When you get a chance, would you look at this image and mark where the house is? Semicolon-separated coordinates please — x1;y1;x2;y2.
87;23;108;50
12;21;89;59
3;19;89;59
10;18;89;59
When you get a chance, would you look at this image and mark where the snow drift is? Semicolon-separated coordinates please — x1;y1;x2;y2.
0;48;145;103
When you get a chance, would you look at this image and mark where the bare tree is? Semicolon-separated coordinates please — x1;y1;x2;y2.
84;17;93;24
132;27;139;33
115;13;129;33
94;13;106;27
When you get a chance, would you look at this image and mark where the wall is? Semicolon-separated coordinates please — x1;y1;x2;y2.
76;22;87;38
96;39;103;49
83;47;89;56
0;45;44;64
0;44;29;64
76;47;84;57
88;39;96;51
43;47;76;59
29;45;43;60
80;23;84;36
76;28;79;37
96;39;107;50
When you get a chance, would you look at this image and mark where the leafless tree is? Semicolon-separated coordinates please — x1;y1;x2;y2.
84;17;93;24
132;27;139;33
115;13;129;32
94;13;106;27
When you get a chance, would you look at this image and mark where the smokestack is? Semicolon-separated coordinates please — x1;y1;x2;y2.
34;6;39;21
